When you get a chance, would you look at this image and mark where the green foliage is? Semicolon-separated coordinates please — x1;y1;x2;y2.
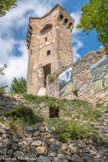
10;77;27;94
0;85;8;94
23;94;102;121
0;64;7;75
77;0;108;55
0;0;17;17
58;120;98;142
5;106;42;125
0;64;8;93
48;74;55;82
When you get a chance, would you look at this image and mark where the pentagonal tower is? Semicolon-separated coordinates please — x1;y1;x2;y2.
27;4;74;95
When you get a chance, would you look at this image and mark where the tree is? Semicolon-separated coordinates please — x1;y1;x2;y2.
0;64;8;93
77;0;108;55
0;0;17;17
10;77;27;94
0;64;7;75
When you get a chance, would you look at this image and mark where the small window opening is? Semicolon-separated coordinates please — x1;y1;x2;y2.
68;22;73;29
63;18;68;26
47;50;51;55
45;37;47;42
59;14;64;22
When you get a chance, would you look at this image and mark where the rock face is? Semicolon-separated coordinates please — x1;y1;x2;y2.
0;122;108;162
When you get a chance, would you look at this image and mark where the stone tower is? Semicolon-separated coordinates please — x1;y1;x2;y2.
27;4;74;95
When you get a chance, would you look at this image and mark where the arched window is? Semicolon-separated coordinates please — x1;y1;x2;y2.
63;18;68;26
67;22;73;30
59;14;64;22
40;24;53;35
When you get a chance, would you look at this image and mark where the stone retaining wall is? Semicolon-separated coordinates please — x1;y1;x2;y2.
0;94;25;115
0;122;108;162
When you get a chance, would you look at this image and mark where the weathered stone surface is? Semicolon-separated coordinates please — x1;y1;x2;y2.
36;147;47;155
26;126;34;132
33;131;40;136
71;154;81;162
31;140;42;146
52;157;68;162
13;151;24;158
7;149;14;156
0;119;108;161
37;155;51;162
0;142;7;148
38;87;47;96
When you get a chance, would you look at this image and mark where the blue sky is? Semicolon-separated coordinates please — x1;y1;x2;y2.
0;0;102;90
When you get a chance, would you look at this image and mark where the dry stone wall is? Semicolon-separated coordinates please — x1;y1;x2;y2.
0;121;108;162
46;47;108;104
0;94;25;115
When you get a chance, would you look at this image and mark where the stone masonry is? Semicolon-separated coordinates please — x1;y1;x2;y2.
27;4;74;95
47;47;108;104
0;117;108;162
26;4;108;104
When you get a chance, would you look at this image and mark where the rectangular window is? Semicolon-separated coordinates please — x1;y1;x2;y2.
47;50;51;55
45;37;47;42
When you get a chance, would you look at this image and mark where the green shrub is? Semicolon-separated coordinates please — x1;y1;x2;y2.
48;74;55;82
5;106;42;125
0;85;8;94
10;77;27;94
58;120;98;142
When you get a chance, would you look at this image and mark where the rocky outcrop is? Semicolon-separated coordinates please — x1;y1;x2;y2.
0;122;108;162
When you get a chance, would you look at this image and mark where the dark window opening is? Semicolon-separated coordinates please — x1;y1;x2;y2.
49;106;59;118
59;14;64;22
63;18;68;26
43;63;51;87
47;50;51;55
45;37;47;42
41;24;52;35
68;22;73;29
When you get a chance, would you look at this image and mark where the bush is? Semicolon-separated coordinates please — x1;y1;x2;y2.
59;120;98;142
10;77;27;94
5;106;42;125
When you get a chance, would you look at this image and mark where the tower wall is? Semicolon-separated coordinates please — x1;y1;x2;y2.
27;4;74;95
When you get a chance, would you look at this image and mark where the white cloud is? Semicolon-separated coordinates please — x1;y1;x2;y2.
0;0;64;92
71;11;83;61
72;37;83;61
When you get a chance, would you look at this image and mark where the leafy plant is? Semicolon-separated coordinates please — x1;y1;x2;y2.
59;120;98;142
0;0;17;17
48;74;55;82
0;64;8;93
5;106;42;125
10;77;27;94
0;85;8;94
77;0;108;55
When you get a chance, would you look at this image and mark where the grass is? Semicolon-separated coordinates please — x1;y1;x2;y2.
0;94;108;142
5;106;42;125
0;105;42;137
